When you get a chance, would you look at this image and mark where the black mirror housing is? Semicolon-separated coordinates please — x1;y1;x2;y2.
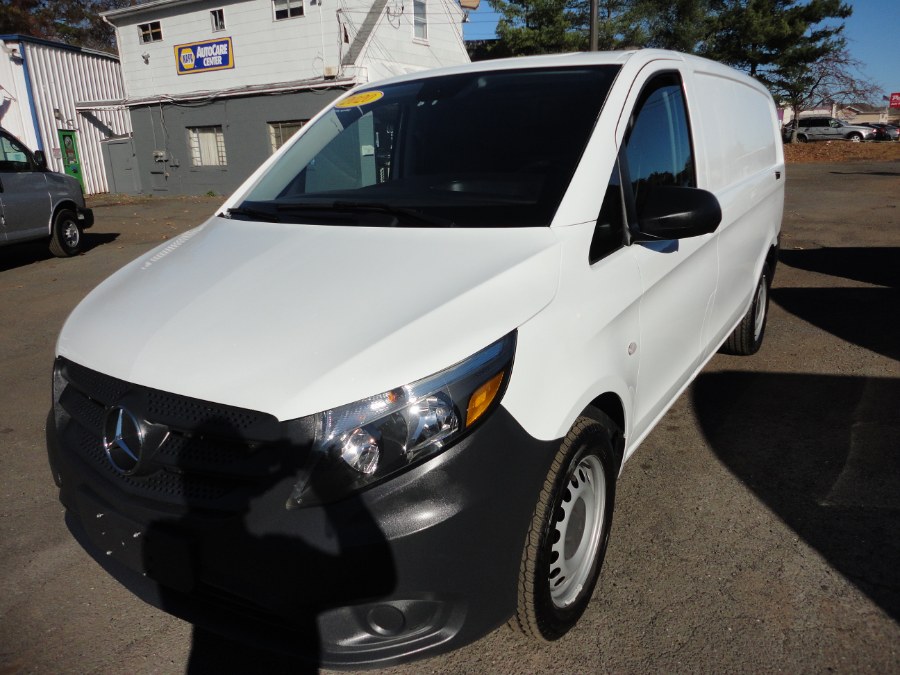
33;150;48;171
633;185;722;241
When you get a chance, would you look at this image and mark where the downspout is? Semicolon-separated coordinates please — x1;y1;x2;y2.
16;38;45;151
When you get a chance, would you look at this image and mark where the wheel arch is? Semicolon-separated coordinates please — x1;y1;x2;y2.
765;237;780;280
582;392;626;473
52;199;81;222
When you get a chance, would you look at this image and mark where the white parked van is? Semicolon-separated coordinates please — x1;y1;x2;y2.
48;50;783;667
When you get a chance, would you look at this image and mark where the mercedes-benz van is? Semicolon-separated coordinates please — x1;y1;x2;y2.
47;50;783;667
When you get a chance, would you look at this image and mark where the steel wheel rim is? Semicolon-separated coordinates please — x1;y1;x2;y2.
63;220;80;248
753;278;767;341
549;454;605;608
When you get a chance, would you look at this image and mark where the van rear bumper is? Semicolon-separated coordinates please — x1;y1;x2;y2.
48;404;556;669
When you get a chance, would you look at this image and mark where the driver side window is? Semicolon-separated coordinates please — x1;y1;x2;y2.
589;72;695;263
0;133;35;173
624;72;695;212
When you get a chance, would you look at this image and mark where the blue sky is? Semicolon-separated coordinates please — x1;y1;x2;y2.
462;0;900;100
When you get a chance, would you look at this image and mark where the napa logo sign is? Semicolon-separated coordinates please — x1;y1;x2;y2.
175;38;234;75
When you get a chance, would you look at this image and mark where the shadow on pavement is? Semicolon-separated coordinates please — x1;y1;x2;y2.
693;371;900;622
779;247;900;288
775;247;900;361
828;170;900;177
0;232;119;272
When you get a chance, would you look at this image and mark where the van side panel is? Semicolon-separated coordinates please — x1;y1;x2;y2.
689;69;784;352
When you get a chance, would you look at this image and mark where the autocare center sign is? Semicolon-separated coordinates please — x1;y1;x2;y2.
891;93;900;109
175;38;234;75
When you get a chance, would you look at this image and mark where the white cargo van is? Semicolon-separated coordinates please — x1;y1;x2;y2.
48;50;783;667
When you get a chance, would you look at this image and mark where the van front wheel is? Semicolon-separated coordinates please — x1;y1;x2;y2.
512;415;616;641
49;209;83;257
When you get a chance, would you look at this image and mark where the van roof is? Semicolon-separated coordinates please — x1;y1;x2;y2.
353;49;767;102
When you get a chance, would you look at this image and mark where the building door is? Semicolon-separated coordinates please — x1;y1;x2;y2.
58;130;84;189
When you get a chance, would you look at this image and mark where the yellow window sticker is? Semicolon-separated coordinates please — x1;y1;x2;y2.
336;91;384;109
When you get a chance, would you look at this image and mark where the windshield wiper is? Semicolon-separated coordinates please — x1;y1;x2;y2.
276;201;456;228
222;205;281;222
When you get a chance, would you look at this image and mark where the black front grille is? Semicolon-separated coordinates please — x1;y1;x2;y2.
53;357;314;512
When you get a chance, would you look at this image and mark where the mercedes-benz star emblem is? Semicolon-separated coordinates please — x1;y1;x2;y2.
102;406;145;475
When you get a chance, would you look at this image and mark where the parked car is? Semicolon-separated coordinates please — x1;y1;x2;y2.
861;122;899;141
0;127;93;256
47;50;784;668
790;116;876;142
859;123;886;140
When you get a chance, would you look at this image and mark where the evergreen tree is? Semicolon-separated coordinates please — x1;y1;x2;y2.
703;0;851;81
631;0;713;52
489;0;589;55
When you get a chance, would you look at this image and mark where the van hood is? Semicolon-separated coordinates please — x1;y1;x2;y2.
58;218;560;420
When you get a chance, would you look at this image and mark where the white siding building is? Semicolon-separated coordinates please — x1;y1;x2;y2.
0;35;131;194
102;0;472;195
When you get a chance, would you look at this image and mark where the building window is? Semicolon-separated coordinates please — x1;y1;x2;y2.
188;126;227;166
138;21;163;43
273;0;303;20
210;9;226;31
413;0;427;40
268;120;307;153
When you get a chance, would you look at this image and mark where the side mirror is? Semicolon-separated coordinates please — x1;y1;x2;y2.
633;185;721;241
33;150;48;171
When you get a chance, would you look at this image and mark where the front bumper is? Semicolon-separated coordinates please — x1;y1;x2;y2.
77;206;94;229
47;360;557;668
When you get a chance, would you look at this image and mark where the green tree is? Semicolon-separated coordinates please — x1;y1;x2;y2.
703;0;851;80
489;0;589;55
630;0;713;52
0;0;135;52
580;0;648;50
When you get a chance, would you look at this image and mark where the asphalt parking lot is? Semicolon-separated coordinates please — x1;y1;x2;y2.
1;162;898;673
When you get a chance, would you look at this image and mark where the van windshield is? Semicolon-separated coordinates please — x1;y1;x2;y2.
237;66;620;228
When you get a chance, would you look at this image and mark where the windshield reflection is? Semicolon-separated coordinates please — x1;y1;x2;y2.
239;66;620;228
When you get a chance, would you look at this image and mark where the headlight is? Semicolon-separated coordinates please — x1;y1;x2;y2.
286;332;516;508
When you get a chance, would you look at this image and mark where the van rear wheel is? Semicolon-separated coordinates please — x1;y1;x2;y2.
512;414;616;641
720;264;770;355
49;209;83;257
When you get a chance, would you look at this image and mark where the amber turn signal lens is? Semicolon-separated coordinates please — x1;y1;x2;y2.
465;372;505;427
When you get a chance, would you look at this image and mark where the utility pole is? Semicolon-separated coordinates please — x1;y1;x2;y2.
590;0;598;51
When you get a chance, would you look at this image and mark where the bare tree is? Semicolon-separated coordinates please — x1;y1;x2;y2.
773;48;881;142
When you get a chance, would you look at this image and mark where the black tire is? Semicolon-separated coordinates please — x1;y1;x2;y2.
720;264;770;356
848;133;862;143
49;208;83;257
512;414;617;641
797;134;808;143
